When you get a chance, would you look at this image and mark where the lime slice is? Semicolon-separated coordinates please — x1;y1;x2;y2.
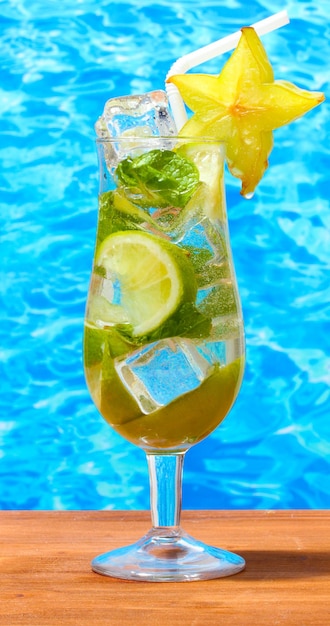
87;295;129;326
177;143;226;220
96;230;197;336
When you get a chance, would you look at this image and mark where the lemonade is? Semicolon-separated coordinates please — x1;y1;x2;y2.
84;139;244;452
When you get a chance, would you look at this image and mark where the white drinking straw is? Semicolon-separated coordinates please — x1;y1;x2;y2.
166;10;290;130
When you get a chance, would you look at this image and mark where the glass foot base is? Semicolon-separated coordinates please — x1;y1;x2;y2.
91;527;245;582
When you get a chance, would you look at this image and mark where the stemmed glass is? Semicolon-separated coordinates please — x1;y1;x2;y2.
84;136;245;582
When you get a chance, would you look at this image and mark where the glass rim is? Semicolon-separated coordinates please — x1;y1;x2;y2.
95;135;225;145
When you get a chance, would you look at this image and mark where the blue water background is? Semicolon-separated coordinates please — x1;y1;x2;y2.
0;0;329;511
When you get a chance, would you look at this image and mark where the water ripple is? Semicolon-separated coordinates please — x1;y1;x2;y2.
1;0;329;511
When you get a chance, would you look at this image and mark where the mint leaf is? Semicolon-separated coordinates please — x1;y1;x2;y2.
84;323;140;368
131;302;211;343
97;191;136;245
171;302;212;339
97;190;154;247
100;301;211;349
115;149;199;209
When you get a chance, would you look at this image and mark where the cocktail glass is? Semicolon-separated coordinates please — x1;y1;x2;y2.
84;135;245;582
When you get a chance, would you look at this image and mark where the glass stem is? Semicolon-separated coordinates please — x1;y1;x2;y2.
146;453;185;530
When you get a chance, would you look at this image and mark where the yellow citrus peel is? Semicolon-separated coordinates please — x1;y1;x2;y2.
167;27;325;197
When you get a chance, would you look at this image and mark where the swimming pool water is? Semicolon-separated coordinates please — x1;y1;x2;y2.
0;0;329;511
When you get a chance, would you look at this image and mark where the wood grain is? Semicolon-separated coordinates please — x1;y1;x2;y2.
1;510;329;626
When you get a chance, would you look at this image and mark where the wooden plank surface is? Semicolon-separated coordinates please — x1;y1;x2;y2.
1;510;329;626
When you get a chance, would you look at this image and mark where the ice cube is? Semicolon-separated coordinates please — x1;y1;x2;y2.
95;90;177;140
114;338;213;415
95;90;178;172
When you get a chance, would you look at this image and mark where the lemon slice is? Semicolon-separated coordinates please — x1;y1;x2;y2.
96;231;197;336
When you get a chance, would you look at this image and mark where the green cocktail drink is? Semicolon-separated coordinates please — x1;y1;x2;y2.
83;25;324;582
84;138;244;453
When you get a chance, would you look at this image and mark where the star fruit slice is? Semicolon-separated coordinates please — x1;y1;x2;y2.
167;27;325;197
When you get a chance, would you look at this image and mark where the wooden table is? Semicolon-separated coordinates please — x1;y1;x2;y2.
1;510;329;625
